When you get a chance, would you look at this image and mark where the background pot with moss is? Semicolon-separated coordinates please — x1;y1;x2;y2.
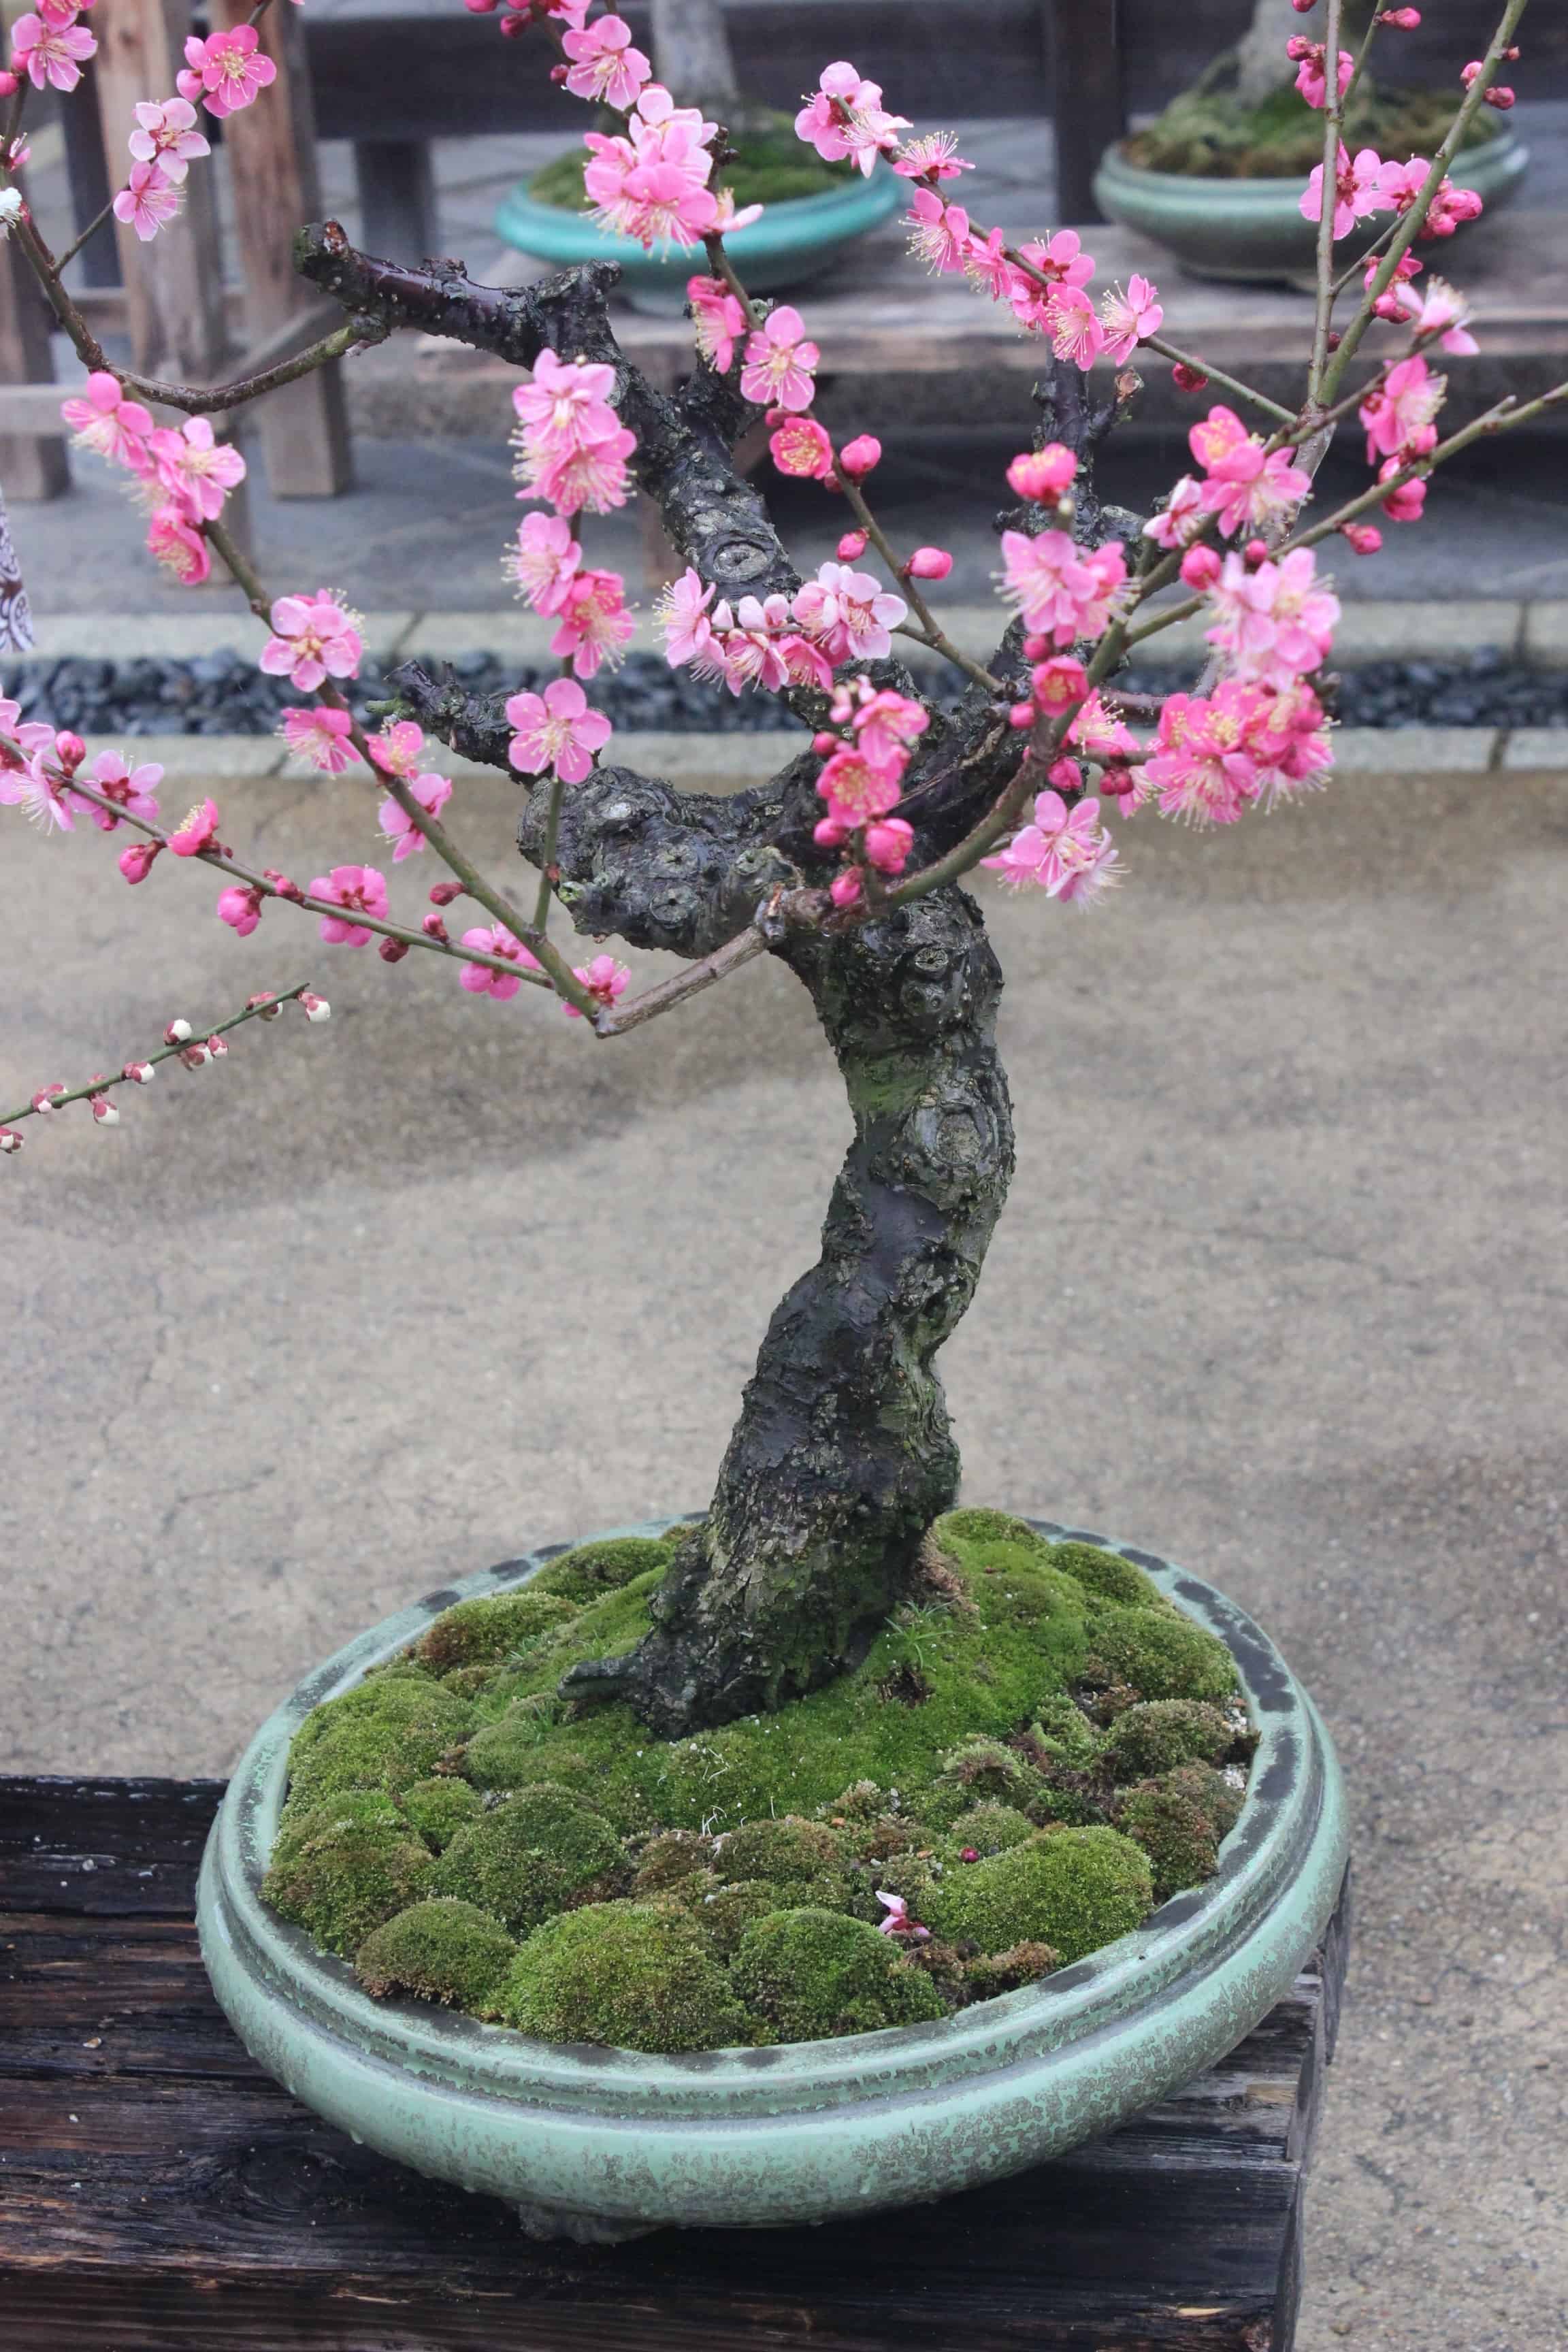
494;0;903;308
1094;0;1526;282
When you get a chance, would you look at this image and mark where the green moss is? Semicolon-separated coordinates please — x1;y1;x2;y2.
1102;1699;1238;1781
930;1826;1154;1963
431;1784;624;1933
719;1816;848;1898
947;1801;1036;1857
399;1776;484;1850
286;1678;478;1808
529;111;850;217
415;1589;579;1674
1116;1784;1220;1902
927;1737;1044;1826
1166;1760;1246;1843
1127;68;1499;179
1045;1540;1166;1611
355;1898;518;2013
1023;1698;1104;1770
963;1940;1061;1998
530;1533;682;1605
630;1829;716;1897
463;1702;595;1795
932;1507;1050;1554
687;1876;782;1957
732;1909;947;2042
263;1794;433;1957
1083;1607;1238;1705
502;1901;751;2053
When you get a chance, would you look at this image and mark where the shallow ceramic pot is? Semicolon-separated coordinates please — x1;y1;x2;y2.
1094;129;1528;283
493;165;904;314
198;1514;1348;2242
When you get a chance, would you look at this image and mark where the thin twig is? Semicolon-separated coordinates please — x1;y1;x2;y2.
595;921;770;1036
1;981;315;1131
1139;334;1295;427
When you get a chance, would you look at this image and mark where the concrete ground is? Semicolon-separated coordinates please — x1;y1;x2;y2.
2;747;1565;2350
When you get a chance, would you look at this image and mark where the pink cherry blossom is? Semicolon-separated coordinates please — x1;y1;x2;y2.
740;305;819;413
182;25;275;119
583;84;719;250
561;12;650;109
875;1891;930;1941
816;742;904;826
1142;472;1207;551
1098;273;1163;365
1007;444;1077;502
770;416;834;480
964;224;1019;304
792;562;908;664
1290;42;1354;109
80;749;162;831
112;159;181;242
687;274;745;374
146;505;210;584
129;97;209;182
369;719;427;781
1377;460;1426;522
1203;547;1340;688
459;923;541;1000
864;817;913;874
892;131;972;182
1067;692;1139;764
504;510;584;613
982;790;1120;904
61;373;157;473
566;953;630;1017
1141;685;1273;826
149;414;246;520
1046;284;1105;370
514;351;619;452
505;675;612;783
217;883;263;937
1301;143;1392;240
527;429;638;516
904;186;969;274
1377;274;1477;355
1359;353;1445;463
279;705;362;774
1030;653;1090;717
308;864;388;947
378;770;453;860
11;10;95;91
832;676;930;773
1190;406;1311;539
794;62;910;176
259;592;363;692
549;569;635;678
658;568;717;670
167;796;220;857
710;189;764;234
998;530;1126;648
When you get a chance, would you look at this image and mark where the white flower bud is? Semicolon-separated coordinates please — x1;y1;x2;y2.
123;1061;154;1085
164;1018;193;1045
301;992;331;1023
0;189;23;238
90;1096;120;1126
0;1127;22;1154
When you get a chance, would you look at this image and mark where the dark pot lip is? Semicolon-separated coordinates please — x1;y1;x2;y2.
202;1516;1345;2111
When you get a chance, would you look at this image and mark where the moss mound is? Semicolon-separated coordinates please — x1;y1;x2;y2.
719;1816;849;1899
502;1900;751;2053
355;1899;518;2013
1083;1607;1237;1705
431;1784;624;1932
286;1677;477;1808
1126;64;1499;180
1102;1699;1237;1781
529;110;851;216
930;1827;1154;1964
947;1800;1037;1857
399;1776;484;1850
532;1532;683;1605
1116;1782;1221;1901
414;1588;579;1673
732;1909;947;2042
263;1793;433;1956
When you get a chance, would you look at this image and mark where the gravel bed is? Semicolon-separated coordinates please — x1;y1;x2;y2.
5;647;1567;740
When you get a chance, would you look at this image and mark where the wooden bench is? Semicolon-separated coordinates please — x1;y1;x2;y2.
0;1771;1351;2351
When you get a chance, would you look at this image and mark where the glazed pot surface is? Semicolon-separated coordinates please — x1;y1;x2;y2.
199;1515;1348;2238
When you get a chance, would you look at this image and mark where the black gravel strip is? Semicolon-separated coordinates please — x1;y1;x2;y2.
4;645;1567;740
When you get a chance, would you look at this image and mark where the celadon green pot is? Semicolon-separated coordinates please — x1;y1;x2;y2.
1094;127;1527;284
493;164;904;314
197;1514;1348;2242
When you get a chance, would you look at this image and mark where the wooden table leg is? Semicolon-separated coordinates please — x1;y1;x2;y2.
0;227;68;502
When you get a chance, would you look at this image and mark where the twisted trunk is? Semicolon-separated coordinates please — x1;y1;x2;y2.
564;886;1013;1735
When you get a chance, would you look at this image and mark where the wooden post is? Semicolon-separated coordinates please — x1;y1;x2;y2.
1047;0;1125;225
212;0;351;497
0;220;69;502
60;57;121;289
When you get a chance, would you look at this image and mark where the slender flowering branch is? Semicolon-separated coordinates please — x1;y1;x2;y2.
1307;0;1348;406
1139;335;1296;427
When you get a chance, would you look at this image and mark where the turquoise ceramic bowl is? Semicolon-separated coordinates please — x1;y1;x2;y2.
198;1514;1348;2241
1094;127;1527;283
493;164;904;313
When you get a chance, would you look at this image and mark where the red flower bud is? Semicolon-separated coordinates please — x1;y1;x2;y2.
1378;7;1421;25
905;546;953;581
1342;521;1383;554
813;730;840;755
1180;544;1222;591
422;913;451;943
206;1035;229;1059
0;71;19;98
828;868;864;909
0;1126;22;1154
1008;701;1036;730
118;840;163;885
31;1084;66;1114
428;880;465;906
1484;84;1515;109
838;434;881;480
163;1019;192;1045
836;529;868;560
1243;537;1271;568
960;1846;980;1863
54;732;86;770
378;937;410;963
1171;361;1209;393
90;1094;120;1126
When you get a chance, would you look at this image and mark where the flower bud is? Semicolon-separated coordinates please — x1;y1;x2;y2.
180;1042;212;1069
1379;472;1426;523
1484;84;1515;109
247;992;283;1019
167;796;220;858
422;913;451;943
813;813;852;849
1290;0;1317;11
54;731;86;771
263;868;305;902
206;1035;229;1059
378;937;410;962
31;1084;65;1113
864;818;913;875
1342;521;1383;553
828;868;863;909
301;992;331;1023
905;546;953;581
1047;756;1082;791
1243;537;1271;568
1171;361;1208;393
1100;763;1137;798
812;731;840;755
122;1060;155;1083
164;1018;192;1045
959;1846;979;1863
1022;634;1048;662
428;880;465;906
1008;701;1036;730
0;1126;22;1154
0;71;18;98
90;1094;120;1126
838;435;881;480
1378;7;1420;25
1180;544;1222;590
118;840;163;885
836;529;868;560
463;0;498;10
1006;444;1076;502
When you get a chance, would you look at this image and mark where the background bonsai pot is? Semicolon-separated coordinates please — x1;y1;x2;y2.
1094;127;1529;284
197;1514;1348;2242
493;163;904;316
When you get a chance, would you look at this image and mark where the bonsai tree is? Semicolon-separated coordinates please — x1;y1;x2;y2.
0;0;1549;1759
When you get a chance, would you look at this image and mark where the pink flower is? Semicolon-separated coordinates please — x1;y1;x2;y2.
817;743;903;825
61;372;156;472
112;159;181;242
459;923;540;1000
259;591;363;691
1030;654;1090;716
1067;691;1139;764
740;304;819;413
1377;459;1426;522
658;567;717;669
838;434;881;480
528;430;638;517
904;185;969;274
792;561;908;664
875;1891;930;1942
217;883;263;936
711;189;764;234
1360;353;1444;463
549;568;634;679
1204;546;1340;688
998;530;1126;648
128;96;209;182
566;952;630;1017
149;414;246;521
794;62;909;176
146;505;210;584
864;817;913;875
1190;406;1311;539
561;12;649;109
982;789;1120;903
1015;228;1095;290
505;675;612;783
687;274;745;374
379;770;453;860
1007;444;1077;503
1098;273;1162;365
167;796;219;857
1047;284;1106;370
118;839;163;883
1292;42;1354;109
964;224;1020;304
182;25;275;119
1378;274;1477;355
279;704;361;774
308;863;388;947
892;131;972;182
505;510;591;615
11;10;95;91
80;749;161;830
1142;685;1272;825
1181;542;1222;590
513;350;619;453
369;719;427;781
770;416;834;480
583;85;719;251
832;676;930;772
1301;142;1392;240
1143;473;1207;551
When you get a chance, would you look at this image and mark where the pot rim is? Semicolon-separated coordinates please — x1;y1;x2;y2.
1096;125;1523;199
203;1516;1342;2120
494;157;902;270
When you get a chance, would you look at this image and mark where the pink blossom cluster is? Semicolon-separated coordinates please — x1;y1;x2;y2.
998;529;1127;649
1358;353;1446;521
1202;548;1341;691
811;674;929;902
112;97;210;244
658;561;908;696
0;699;165;840
796;63;911;177
61;374;246;581
1145;407;1311;552
981;788;1120;905
10;0;96;95
504;513;634;679
1141;683;1333;825
1301;146;1486;244
583;83;721;252
177;25;275;119
512;352;636;517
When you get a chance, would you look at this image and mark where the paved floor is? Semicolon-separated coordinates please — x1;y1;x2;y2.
2;749;1565;2351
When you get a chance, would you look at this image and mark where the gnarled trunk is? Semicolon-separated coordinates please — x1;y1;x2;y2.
565;884;1013;1736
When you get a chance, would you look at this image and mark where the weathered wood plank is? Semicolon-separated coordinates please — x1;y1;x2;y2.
0;220;69;501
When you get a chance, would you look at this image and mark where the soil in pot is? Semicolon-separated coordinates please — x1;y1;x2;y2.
262;1510;1256;2055
1124;59;1506;182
